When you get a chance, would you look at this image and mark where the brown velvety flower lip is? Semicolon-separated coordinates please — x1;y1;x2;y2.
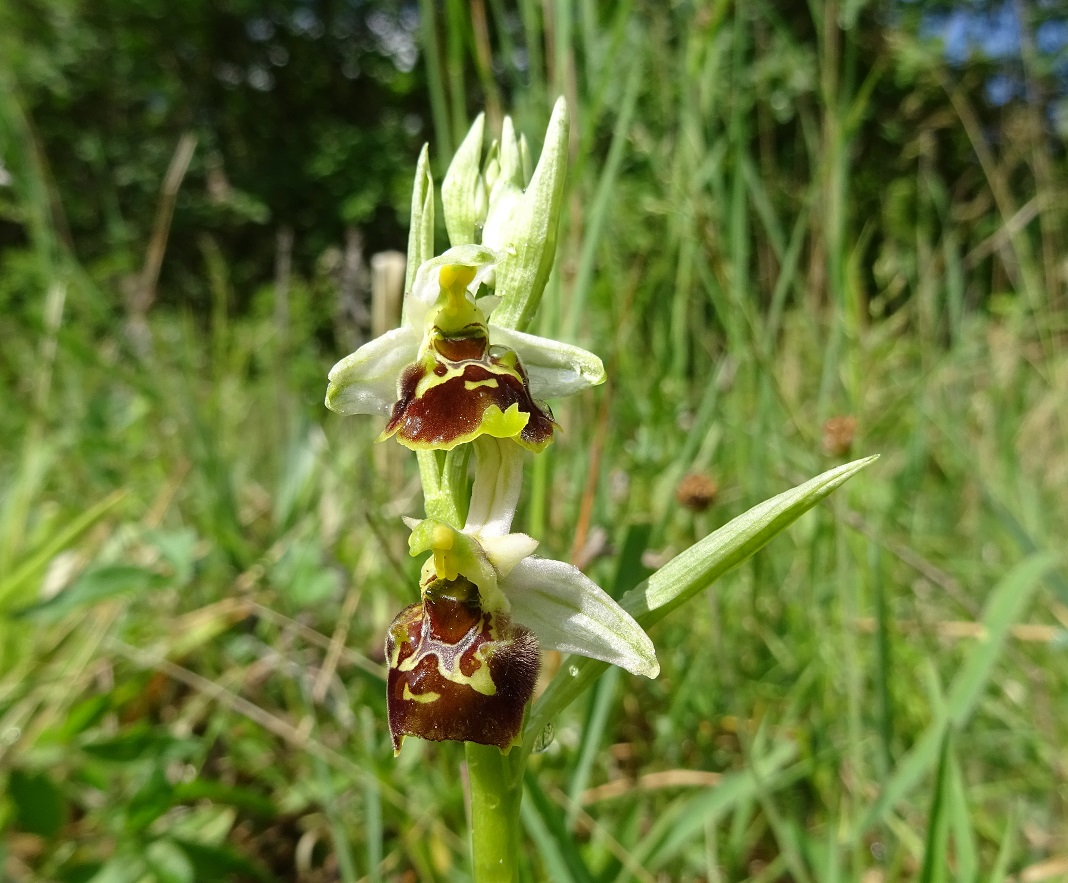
386;581;540;752
383;357;555;452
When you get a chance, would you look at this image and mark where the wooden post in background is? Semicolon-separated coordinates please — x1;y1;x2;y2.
370;251;406;487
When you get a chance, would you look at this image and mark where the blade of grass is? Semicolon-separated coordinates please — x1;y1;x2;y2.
564;51;643;341
522;774;596;883
854;552;1058;840
917;730;952;883
616;741;801;879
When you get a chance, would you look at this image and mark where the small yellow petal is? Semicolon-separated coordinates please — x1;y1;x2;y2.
478;402;529;439
439;264;477;293
431;523;455;551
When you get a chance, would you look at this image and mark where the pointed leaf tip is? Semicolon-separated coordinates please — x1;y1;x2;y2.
625;455;879;627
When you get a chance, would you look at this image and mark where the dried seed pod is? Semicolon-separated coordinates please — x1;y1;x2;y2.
676;472;718;513
822;416;857;457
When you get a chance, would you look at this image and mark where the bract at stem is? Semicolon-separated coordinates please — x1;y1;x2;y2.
465;437;526;538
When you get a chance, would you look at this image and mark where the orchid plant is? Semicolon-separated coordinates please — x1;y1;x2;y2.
325;99;876;881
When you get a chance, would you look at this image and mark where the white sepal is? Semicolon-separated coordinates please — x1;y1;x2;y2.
491;326;606;399
325;326;418;416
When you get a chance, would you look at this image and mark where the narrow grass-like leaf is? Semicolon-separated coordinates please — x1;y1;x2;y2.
855;552;1057;839
0;490;126;612
523;456;877;753
617;742;800;880
13;565;169;621
948;748;978;883
917;731;952;883
986;808;1017;883
360;708;383;883
566;522;650;823
417;0;451;161
522;775;596;883
564;57;643;341
566;665;620;830
629;456;878;626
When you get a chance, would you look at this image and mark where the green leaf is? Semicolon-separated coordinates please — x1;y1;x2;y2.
56;862;105;883
522;774;596;883
854;551;1058;840
622;741;801;877
145;528;199;587
81;724;193;764
986;807;1017;883
128;768;180;831
271;540;340;608
53;694;111;741
917;732;952;883
948;746;979;883
625;456;879;626
175;839;279;883
84;854;146;883
144;839;195;883
8;768;66;837
171;780;276;818
0;490;125;613
522;456;877;753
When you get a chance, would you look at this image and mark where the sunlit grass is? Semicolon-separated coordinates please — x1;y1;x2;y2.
3;1;1068;880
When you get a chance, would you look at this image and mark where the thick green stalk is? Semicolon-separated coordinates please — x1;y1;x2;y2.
466;742;523;882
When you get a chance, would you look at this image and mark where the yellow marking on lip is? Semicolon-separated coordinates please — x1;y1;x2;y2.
464;378;499;391
402;684;441;704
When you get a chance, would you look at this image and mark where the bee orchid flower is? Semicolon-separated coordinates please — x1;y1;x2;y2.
385;439;659;752
325;245;605;452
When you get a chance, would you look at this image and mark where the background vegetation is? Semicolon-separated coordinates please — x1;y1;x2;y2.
2;0;1067;880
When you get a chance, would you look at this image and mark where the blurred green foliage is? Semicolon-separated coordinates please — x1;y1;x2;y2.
0;0;428;312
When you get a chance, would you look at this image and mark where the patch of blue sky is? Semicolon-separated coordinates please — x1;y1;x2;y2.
985;72;1017;105
1036;18;1068;54
919;1;1021;64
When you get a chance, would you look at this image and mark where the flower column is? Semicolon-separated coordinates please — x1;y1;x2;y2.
325;99;658;881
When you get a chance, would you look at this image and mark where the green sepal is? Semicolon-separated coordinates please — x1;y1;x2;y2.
485;97;570;332
404;144;435;304
441;113;486;246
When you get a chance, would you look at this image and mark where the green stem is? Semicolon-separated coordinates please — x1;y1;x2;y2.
466;742;523;882
418;448;470;526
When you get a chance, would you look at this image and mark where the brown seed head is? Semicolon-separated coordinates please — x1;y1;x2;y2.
676;472;718;513
822;415;857;457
